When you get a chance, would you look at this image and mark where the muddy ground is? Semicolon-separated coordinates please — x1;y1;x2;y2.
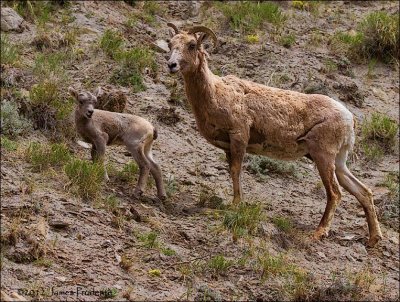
1;1;399;301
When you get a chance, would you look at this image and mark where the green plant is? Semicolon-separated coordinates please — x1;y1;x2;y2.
361;112;398;152
111;47;156;92
0;100;31;138
103;194;120;212
246;155;297;178
1;34;19;65
279;34;295;48
64;159;105;199
26;142;71;172
161;247;176;256
118;161;138;183
246;34;259;44
33;258;53;268
33;52;67;81
148;269;161;277
165;175;178;198
0;136;18;151
323;58;338;74
99;29;124;58
216;1;286;33
360;142;384;163
357;11;399;62
207;255;233;275
367;58;377;79
138;231;159;248
272;216;293;233
331;12;399;63
12;0;56;27
257;252;297;280
222;202;263;240
377;171;399;229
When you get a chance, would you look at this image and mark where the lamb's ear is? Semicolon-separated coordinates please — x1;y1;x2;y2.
68;87;78;99
94;86;102;97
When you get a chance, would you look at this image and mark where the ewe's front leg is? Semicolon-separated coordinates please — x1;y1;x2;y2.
228;132;247;204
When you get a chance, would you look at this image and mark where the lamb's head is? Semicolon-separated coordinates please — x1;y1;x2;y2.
166;23;217;74
68;87;99;119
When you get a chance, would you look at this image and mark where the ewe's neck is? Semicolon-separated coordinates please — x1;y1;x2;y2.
181;57;215;111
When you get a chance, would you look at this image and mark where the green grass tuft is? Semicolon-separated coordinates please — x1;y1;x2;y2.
1;34;19;66
207;255;233;275
272;216;293;233
26;142;71;172
216;1;286;33
222;202;263;240
99;29;124;58
64;159;105;199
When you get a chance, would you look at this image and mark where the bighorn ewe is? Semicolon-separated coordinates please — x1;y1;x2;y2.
166;23;382;247
68;87;166;200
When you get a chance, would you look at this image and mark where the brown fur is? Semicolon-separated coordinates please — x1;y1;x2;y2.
68;87;166;200
167;26;382;247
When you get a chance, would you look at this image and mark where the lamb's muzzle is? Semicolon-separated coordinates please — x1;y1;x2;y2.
165;23;382;247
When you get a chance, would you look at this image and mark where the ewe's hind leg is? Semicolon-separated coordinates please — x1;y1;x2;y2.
309;148;342;240
335;148;382;247
126;144;150;198
144;142;166;200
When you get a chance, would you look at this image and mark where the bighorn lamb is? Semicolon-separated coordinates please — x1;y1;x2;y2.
166;23;382;247
68;87;166;200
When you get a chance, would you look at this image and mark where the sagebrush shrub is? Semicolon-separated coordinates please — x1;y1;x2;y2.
0;100;31;138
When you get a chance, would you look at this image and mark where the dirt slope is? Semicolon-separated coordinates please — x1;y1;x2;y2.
1;1;399;301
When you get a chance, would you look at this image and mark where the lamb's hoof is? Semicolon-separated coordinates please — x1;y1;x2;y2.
312;228;329;241
158;195;167;202
133;189;143;199
366;234;382;248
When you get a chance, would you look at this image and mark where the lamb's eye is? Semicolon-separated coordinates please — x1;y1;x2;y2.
79;100;84;105
188;43;196;50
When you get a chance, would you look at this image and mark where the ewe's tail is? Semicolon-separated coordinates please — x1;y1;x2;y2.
153;128;158;140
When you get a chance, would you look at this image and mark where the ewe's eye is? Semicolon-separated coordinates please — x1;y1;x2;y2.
188;43;196;50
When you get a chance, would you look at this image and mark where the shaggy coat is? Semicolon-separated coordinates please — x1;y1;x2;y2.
167;24;382;247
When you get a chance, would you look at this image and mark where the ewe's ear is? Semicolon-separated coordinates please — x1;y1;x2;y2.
68;87;78;99
196;33;208;49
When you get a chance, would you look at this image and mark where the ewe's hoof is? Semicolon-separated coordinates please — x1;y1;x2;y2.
312;228;329;241
367;234;382;248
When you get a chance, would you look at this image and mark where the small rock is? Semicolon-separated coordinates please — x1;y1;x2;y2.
49;220;70;229
129;207;142;222
101;240;112;248
1;8;25;33
352;242;368;257
316;251;326;258
77;140;91;149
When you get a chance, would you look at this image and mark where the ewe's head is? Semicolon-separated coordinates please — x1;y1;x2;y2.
68;87;100;119
166;23;217;74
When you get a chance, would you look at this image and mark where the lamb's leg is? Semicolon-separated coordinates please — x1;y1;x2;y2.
93;137;109;181
144;142;166;200
335;147;382;247
126;144;150;198
228;133;247;204
309;149;342;240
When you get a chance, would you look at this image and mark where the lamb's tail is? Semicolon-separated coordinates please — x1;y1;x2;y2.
153;128;158;141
